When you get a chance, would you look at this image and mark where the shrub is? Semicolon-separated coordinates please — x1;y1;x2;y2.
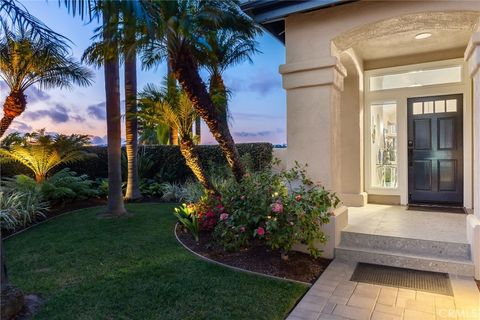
3;168;98;205
0;190;49;230
3;143;274;183
181;160;340;258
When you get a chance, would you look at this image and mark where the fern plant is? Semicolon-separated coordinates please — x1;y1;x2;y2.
0;131;95;182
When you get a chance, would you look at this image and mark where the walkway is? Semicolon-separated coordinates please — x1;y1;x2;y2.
287;260;480;320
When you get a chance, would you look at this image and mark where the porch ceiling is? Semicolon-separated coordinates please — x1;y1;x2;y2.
333;11;480;62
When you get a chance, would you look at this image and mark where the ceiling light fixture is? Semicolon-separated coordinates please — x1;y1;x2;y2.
415;33;432;40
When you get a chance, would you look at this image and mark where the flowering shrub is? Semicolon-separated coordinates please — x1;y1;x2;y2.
174;160;340;259
193;194;224;231
263;163;339;258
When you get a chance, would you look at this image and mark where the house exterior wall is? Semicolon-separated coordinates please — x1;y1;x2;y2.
279;0;480;278
280;0;479;206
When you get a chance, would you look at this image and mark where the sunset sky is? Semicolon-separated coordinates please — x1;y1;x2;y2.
3;1;287;145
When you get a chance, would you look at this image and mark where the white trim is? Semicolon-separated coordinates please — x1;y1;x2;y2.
364;58;473;208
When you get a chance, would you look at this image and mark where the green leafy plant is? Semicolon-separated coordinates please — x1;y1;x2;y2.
211;161;339;258
3;168;98;205
0;131;95;182
174;203;200;242
0;190;49;230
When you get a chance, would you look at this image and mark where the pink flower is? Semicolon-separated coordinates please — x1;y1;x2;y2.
206;211;214;218
256;227;265;236
240;195;246;200
295;195;302;202
220;213;229;221
271;201;283;213
216;204;224;210
240;226;246;233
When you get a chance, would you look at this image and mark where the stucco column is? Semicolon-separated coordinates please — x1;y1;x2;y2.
465;32;480;280
280;56;348;259
279;57;346;191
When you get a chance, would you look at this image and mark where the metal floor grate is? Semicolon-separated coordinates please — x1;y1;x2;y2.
350;263;454;296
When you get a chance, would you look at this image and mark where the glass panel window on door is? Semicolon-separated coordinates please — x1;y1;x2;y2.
371;103;398;189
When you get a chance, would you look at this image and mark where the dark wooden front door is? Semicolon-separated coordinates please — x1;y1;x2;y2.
408;94;463;205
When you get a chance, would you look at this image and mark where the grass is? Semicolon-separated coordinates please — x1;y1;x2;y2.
5;203;307;320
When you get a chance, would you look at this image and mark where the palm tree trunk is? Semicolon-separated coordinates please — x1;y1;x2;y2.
124;46;141;201
180;137;216;193
195;116;201;143
102;9;127;217
209;71;228;124
167;57;179;146
0;91;27;138
172;50;245;182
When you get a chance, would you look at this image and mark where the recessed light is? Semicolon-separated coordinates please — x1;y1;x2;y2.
415;33;432;40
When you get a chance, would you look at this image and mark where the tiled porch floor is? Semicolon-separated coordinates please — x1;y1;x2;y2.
287;260;480;320
345;204;468;244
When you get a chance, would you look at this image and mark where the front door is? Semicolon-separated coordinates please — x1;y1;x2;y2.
408;94;463;205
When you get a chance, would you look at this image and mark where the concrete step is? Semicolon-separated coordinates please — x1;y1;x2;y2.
335;245;475;277
340;231;471;260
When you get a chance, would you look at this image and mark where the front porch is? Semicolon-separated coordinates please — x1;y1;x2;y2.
346;204;467;244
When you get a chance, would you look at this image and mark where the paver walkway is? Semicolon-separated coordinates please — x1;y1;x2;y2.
287;260;480;320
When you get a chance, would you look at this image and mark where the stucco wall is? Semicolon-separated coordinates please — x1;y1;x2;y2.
281;0;479;207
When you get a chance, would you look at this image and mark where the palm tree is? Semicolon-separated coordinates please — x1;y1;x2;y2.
101;5;127;216
122;10;141;201
138;83;171;145
201;30;259;123
0;25;93;137
0;2;72;315
0;132;94;182
142;0;260;182
139;83;215;193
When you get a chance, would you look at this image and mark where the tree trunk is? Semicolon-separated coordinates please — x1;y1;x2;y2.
195;116;201;143
167;58;179;146
209;71;228;124
180;137;216;193
102;9;127;217
171;49;245;182
124;45;141;201
0;91;27;138
170;127;179;145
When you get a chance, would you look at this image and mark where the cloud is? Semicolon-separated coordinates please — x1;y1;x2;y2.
87;102;106;120
9;120;32;132
25;87;51;103
233;112;285;121
234;130;273;138
91;135;107;145
0;82;51;103
72;115;86;122
225;71;281;96
23;104;70;123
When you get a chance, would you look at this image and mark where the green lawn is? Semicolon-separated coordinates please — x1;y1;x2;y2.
5;203;307;320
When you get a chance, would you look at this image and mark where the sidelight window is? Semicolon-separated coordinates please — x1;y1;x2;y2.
370;103;398;189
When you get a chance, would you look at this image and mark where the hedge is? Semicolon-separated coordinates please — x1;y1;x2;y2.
0;143;273;183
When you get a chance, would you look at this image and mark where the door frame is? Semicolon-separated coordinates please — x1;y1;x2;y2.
407;93;464;205
364;58;473;208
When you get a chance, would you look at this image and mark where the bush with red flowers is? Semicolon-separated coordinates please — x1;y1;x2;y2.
175;160;340;259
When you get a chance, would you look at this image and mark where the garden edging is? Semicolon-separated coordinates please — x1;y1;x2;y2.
173;223;312;287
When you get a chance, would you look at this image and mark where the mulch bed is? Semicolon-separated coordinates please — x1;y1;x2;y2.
176;225;331;284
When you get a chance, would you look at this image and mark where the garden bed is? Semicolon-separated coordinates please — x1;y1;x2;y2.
176;225;331;284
